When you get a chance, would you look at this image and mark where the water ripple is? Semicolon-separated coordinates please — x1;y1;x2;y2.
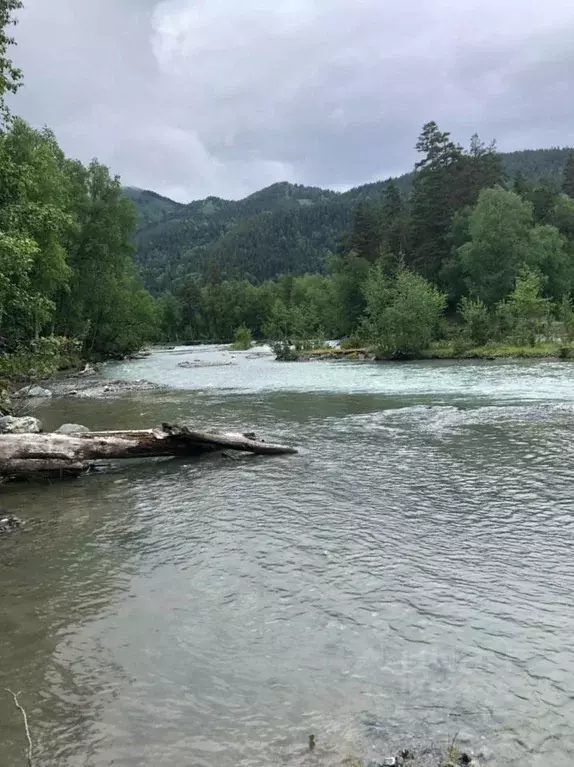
2;361;574;765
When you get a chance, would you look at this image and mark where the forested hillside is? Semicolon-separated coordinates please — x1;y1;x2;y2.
123;187;184;228
133;182;341;291
131;147;574;293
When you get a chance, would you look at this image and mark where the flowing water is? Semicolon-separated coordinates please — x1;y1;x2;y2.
2;346;574;766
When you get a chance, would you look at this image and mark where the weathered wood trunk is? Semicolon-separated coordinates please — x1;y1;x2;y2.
0;423;296;479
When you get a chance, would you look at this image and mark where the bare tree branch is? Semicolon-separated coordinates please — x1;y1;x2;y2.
4;688;33;766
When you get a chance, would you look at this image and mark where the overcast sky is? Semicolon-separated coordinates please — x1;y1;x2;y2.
10;0;574;202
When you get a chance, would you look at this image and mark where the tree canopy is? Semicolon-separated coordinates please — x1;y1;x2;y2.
0;2;158;382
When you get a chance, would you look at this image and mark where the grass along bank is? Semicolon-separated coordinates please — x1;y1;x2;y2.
285;341;574;362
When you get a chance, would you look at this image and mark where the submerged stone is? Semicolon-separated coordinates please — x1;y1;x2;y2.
55;423;90;435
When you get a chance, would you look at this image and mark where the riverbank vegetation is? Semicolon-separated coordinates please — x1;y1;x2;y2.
155;125;574;361
0;2;158;406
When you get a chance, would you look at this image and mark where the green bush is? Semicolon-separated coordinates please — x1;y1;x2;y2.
459;296;491;346
364;266;447;358
507;268;551;346
558;295;574;342
230;326;253;350
272;340;299;361
340;333;366;350
0;336;82;380
450;330;472;356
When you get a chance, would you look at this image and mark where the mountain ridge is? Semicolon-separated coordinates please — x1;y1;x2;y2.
124;146;573;293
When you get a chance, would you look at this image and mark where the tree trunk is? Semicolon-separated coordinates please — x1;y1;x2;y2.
0;423;297;479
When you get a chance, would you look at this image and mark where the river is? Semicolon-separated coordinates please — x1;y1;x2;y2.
1;346;574;766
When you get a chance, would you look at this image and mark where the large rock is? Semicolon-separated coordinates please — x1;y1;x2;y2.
0;416;43;434
14;385;53;398
55;423;90;435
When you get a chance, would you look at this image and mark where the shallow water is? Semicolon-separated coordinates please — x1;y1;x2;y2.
2;347;574;766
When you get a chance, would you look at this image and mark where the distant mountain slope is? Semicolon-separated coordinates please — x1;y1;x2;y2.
126;147;573;293
501;148;571;184
132;182;342;292
123;187;185;228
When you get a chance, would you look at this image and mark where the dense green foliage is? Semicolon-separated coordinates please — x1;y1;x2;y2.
133;182;345;292
153;123;574;358
0;120;157;366
563;151;574;199
0;3;157;393
130;144;573;294
230;326;253;350
363;266;447;357
503;148;573;187
0;0;22;122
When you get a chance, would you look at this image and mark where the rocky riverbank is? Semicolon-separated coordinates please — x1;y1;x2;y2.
9;366;162;401
50;377;161;399
296;347;375;361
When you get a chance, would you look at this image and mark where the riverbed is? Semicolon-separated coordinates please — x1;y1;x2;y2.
2;345;574;766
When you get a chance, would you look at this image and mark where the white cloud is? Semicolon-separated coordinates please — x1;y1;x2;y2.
9;0;574;201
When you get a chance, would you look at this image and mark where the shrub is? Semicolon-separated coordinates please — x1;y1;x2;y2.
558;295;574;342
230;326;253;350
340;333;366;350
507;268;551;346
272;340;299;361
459;296;491;346
364;266;447;357
0;336;82;380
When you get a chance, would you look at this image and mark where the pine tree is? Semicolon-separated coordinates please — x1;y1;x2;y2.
380;180;407;267
455;134;504;206
414;121;462;171
409;122;463;282
348;202;380;263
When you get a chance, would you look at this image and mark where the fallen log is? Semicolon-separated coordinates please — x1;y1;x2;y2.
0;422;297;479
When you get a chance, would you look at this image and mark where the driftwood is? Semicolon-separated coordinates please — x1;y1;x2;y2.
0;423;297;479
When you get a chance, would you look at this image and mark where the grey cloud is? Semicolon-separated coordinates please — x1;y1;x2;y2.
10;0;574;201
